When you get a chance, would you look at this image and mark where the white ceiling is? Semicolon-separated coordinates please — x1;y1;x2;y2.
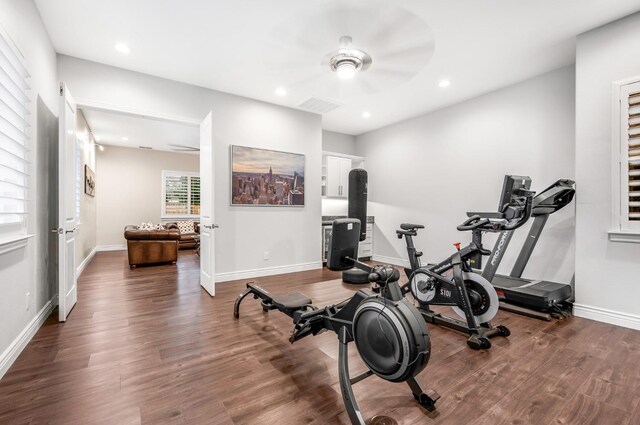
37;0;640;135
81;108;199;153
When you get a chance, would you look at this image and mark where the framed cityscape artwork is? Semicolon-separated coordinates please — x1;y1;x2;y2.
230;145;305;206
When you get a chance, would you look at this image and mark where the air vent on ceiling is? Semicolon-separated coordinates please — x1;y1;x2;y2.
139;146;153;150
297;97;341;114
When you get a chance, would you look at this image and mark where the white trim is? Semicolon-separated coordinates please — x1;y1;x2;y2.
0;298;55;380
215;261;322;283
574;303;640;331
95;244;126;252
76;247;97;278
371;254;410;269
75;100;201;127
322;150;365;162
608;230;640;243
0;234;33;255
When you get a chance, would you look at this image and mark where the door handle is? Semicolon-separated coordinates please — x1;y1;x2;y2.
65;227;77;234
203;225;212;229
213;224;220;229
52;228;62;234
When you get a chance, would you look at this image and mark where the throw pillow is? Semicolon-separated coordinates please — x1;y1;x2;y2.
138;222;155;230
154;224;165;230
177;221;195;234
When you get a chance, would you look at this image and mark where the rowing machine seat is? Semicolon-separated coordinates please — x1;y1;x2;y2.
271;292;312;311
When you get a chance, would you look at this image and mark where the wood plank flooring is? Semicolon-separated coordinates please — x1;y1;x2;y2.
1;250;639;424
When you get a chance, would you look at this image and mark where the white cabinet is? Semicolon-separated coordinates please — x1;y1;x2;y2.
325;156;351;198
357;223;374;259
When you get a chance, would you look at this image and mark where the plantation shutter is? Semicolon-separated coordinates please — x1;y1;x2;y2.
190;176;200;215
626;88;640;225
162;171;200;218
0;27;30;230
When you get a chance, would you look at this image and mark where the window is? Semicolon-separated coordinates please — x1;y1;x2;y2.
0;27;30;237
611;78;640;242
161;171;200;218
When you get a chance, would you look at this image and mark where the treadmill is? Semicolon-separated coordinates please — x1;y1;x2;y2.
471;179;576;320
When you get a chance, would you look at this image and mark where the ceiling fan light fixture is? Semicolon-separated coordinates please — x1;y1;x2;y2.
327;36;372;80
336;61;357;79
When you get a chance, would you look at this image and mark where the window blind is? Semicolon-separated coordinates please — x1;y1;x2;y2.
629;90;640;221
0;28;30;228
162;171;200;217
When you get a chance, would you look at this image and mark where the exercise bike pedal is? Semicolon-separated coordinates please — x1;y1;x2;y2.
467;335;492;350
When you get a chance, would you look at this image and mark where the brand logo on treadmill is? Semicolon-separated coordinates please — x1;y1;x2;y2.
439;288;452;298
490;231;511;267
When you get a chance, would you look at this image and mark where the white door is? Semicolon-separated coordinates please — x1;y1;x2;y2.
199;112;216;296
58;83;78;321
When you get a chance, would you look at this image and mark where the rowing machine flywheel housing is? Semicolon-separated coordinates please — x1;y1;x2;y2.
352;297;430;383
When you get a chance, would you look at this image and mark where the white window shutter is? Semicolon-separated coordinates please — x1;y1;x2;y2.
0;26;30;230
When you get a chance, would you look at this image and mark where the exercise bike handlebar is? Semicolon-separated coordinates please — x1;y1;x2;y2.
456;191;535;232
456;215;491;231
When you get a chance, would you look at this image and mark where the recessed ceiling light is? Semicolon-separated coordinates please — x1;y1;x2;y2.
98;144;105;152
438;79;451;88
362;111;371;119
275;87;287;96
122;137;129;141
114;42;131;54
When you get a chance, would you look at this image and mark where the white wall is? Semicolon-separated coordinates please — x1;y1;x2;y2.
356;66;576;285
75;110;97;271
58;55;323;279
322;130;357;155
574;12;640;329
0;0;58;378
95;146;199;248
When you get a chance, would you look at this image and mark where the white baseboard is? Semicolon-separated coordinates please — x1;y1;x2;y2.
95;244;126;252
573;303;640;331
215;261;323;283
0;298;55;380
76;247;97;278
372;254;410;268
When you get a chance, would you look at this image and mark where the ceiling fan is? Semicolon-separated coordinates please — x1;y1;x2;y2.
265;0;435;100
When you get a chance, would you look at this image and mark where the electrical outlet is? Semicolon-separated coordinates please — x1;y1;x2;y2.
25;292;30;311
263;251;269;261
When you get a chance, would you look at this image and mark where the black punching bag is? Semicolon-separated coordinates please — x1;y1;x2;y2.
343;169;370;284
348;169;368;241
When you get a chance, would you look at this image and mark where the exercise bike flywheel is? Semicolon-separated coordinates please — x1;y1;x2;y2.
450;273;499;324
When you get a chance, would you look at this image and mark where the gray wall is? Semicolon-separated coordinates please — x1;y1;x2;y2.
58;55;323;279
75;110;97;269
574;12;640;327
356;66;576;284
0;0;58;377
322;130;357;155
95;146;199;247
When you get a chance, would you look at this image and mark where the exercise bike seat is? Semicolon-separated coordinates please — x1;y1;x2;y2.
400;223;425;230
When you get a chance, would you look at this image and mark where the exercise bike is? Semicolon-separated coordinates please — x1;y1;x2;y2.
234;219;440;425
397;175;535;349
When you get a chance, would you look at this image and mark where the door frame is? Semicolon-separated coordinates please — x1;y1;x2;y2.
74;100;214;282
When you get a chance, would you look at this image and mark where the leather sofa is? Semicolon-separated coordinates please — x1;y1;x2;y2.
165;222;200;249
124;225;180;268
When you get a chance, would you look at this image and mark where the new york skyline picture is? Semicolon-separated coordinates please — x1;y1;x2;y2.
231;145;305;206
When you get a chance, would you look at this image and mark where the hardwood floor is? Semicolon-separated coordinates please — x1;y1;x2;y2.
1;251;639;425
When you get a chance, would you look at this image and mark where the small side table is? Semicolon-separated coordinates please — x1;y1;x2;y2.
192;235;200;256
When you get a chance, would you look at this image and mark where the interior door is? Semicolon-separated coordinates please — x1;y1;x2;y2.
57;83;78;321
199;111;215;296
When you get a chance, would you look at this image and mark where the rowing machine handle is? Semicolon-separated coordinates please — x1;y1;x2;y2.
457;215;490;231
